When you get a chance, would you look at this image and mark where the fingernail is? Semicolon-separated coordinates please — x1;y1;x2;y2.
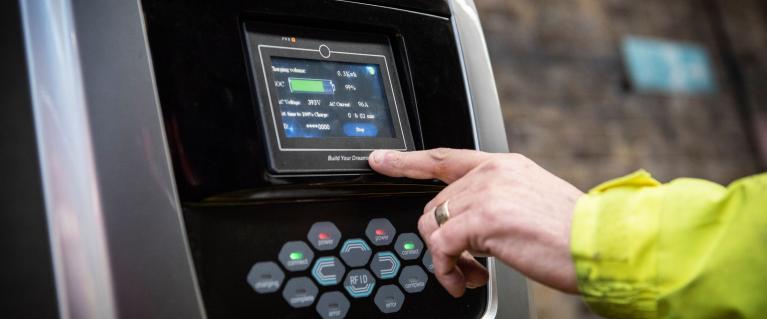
371;150;385;165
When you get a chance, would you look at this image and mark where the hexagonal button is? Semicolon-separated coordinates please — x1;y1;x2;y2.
369;251;400;280
339;238;372;267
246;261;284;294
422;249;434;273
282;277;318;308
311;256;346;286
394;233;423;260
343;269;376;298
278;241;314;272
374;285;405;314
308;221;342;251
398;265;428;293
365;218;396;246
315;291;350;319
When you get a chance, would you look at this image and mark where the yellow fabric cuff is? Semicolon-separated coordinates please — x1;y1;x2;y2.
571;170;662;319
571;171;767;318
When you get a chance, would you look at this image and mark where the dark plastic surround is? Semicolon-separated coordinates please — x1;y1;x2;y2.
142;0;475;201
244;24;415;173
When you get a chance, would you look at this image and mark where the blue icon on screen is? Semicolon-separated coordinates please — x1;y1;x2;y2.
343;123;378;137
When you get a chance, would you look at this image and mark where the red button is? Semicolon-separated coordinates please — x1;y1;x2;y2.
375;229;386;236
318;232;331;240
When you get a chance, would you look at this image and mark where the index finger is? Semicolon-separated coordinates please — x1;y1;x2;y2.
368;148;490;184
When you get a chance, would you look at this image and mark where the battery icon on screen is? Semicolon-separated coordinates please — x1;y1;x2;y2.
288;77;335;94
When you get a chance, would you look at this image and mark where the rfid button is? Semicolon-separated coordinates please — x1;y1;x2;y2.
343;269;376;298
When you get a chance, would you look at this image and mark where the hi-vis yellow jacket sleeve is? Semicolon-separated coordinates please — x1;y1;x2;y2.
571;170;767;319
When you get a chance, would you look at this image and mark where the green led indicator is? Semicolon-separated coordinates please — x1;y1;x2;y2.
403;242;415;250
289;251;304;261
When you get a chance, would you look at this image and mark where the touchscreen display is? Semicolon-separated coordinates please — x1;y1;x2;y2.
270;57;396;139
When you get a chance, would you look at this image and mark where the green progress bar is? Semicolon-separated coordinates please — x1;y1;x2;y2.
288;78;334;94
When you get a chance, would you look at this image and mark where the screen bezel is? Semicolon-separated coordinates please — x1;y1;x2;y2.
257;46;408;150
244;24;416;173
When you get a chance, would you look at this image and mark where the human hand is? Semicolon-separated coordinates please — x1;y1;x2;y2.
369;148;583;297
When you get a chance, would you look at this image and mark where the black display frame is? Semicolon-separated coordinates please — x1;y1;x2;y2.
244;23;415;174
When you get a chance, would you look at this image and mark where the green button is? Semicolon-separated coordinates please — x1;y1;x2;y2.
403;242;415;250
289;251;304;261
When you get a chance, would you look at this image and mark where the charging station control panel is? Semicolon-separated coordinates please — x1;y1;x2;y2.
138;0;521;317
9;0;531;318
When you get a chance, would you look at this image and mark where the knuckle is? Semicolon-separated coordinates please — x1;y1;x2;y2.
478;201;499;223
479;157;507;173
430;148;453;178
468;210;494;251
418;214;432;236
474;181;492;193
390;152;405;169
423;199;436;215
507;153;533;168
483;187;508;204
507;152;528;162
429;148;452;161
477;153;531;174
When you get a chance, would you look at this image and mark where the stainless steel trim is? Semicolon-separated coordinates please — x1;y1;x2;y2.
483;257;501;318
448;0;532;318
136;1;208;316
19;0;117;318
449;0;510;153
334;0;450;21
449;3;482;154
70;0;206;317
19;0;206;318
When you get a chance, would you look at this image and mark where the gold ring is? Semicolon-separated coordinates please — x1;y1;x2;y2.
434;201;450;227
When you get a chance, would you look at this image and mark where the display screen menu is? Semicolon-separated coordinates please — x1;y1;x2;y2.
246;25;414;172
270;57;396;139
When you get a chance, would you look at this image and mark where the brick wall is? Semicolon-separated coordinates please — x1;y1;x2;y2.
474;0;767;317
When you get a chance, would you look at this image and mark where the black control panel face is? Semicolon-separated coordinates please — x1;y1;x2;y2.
251;221;429;317
245;24;415;174
183;195;488;319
